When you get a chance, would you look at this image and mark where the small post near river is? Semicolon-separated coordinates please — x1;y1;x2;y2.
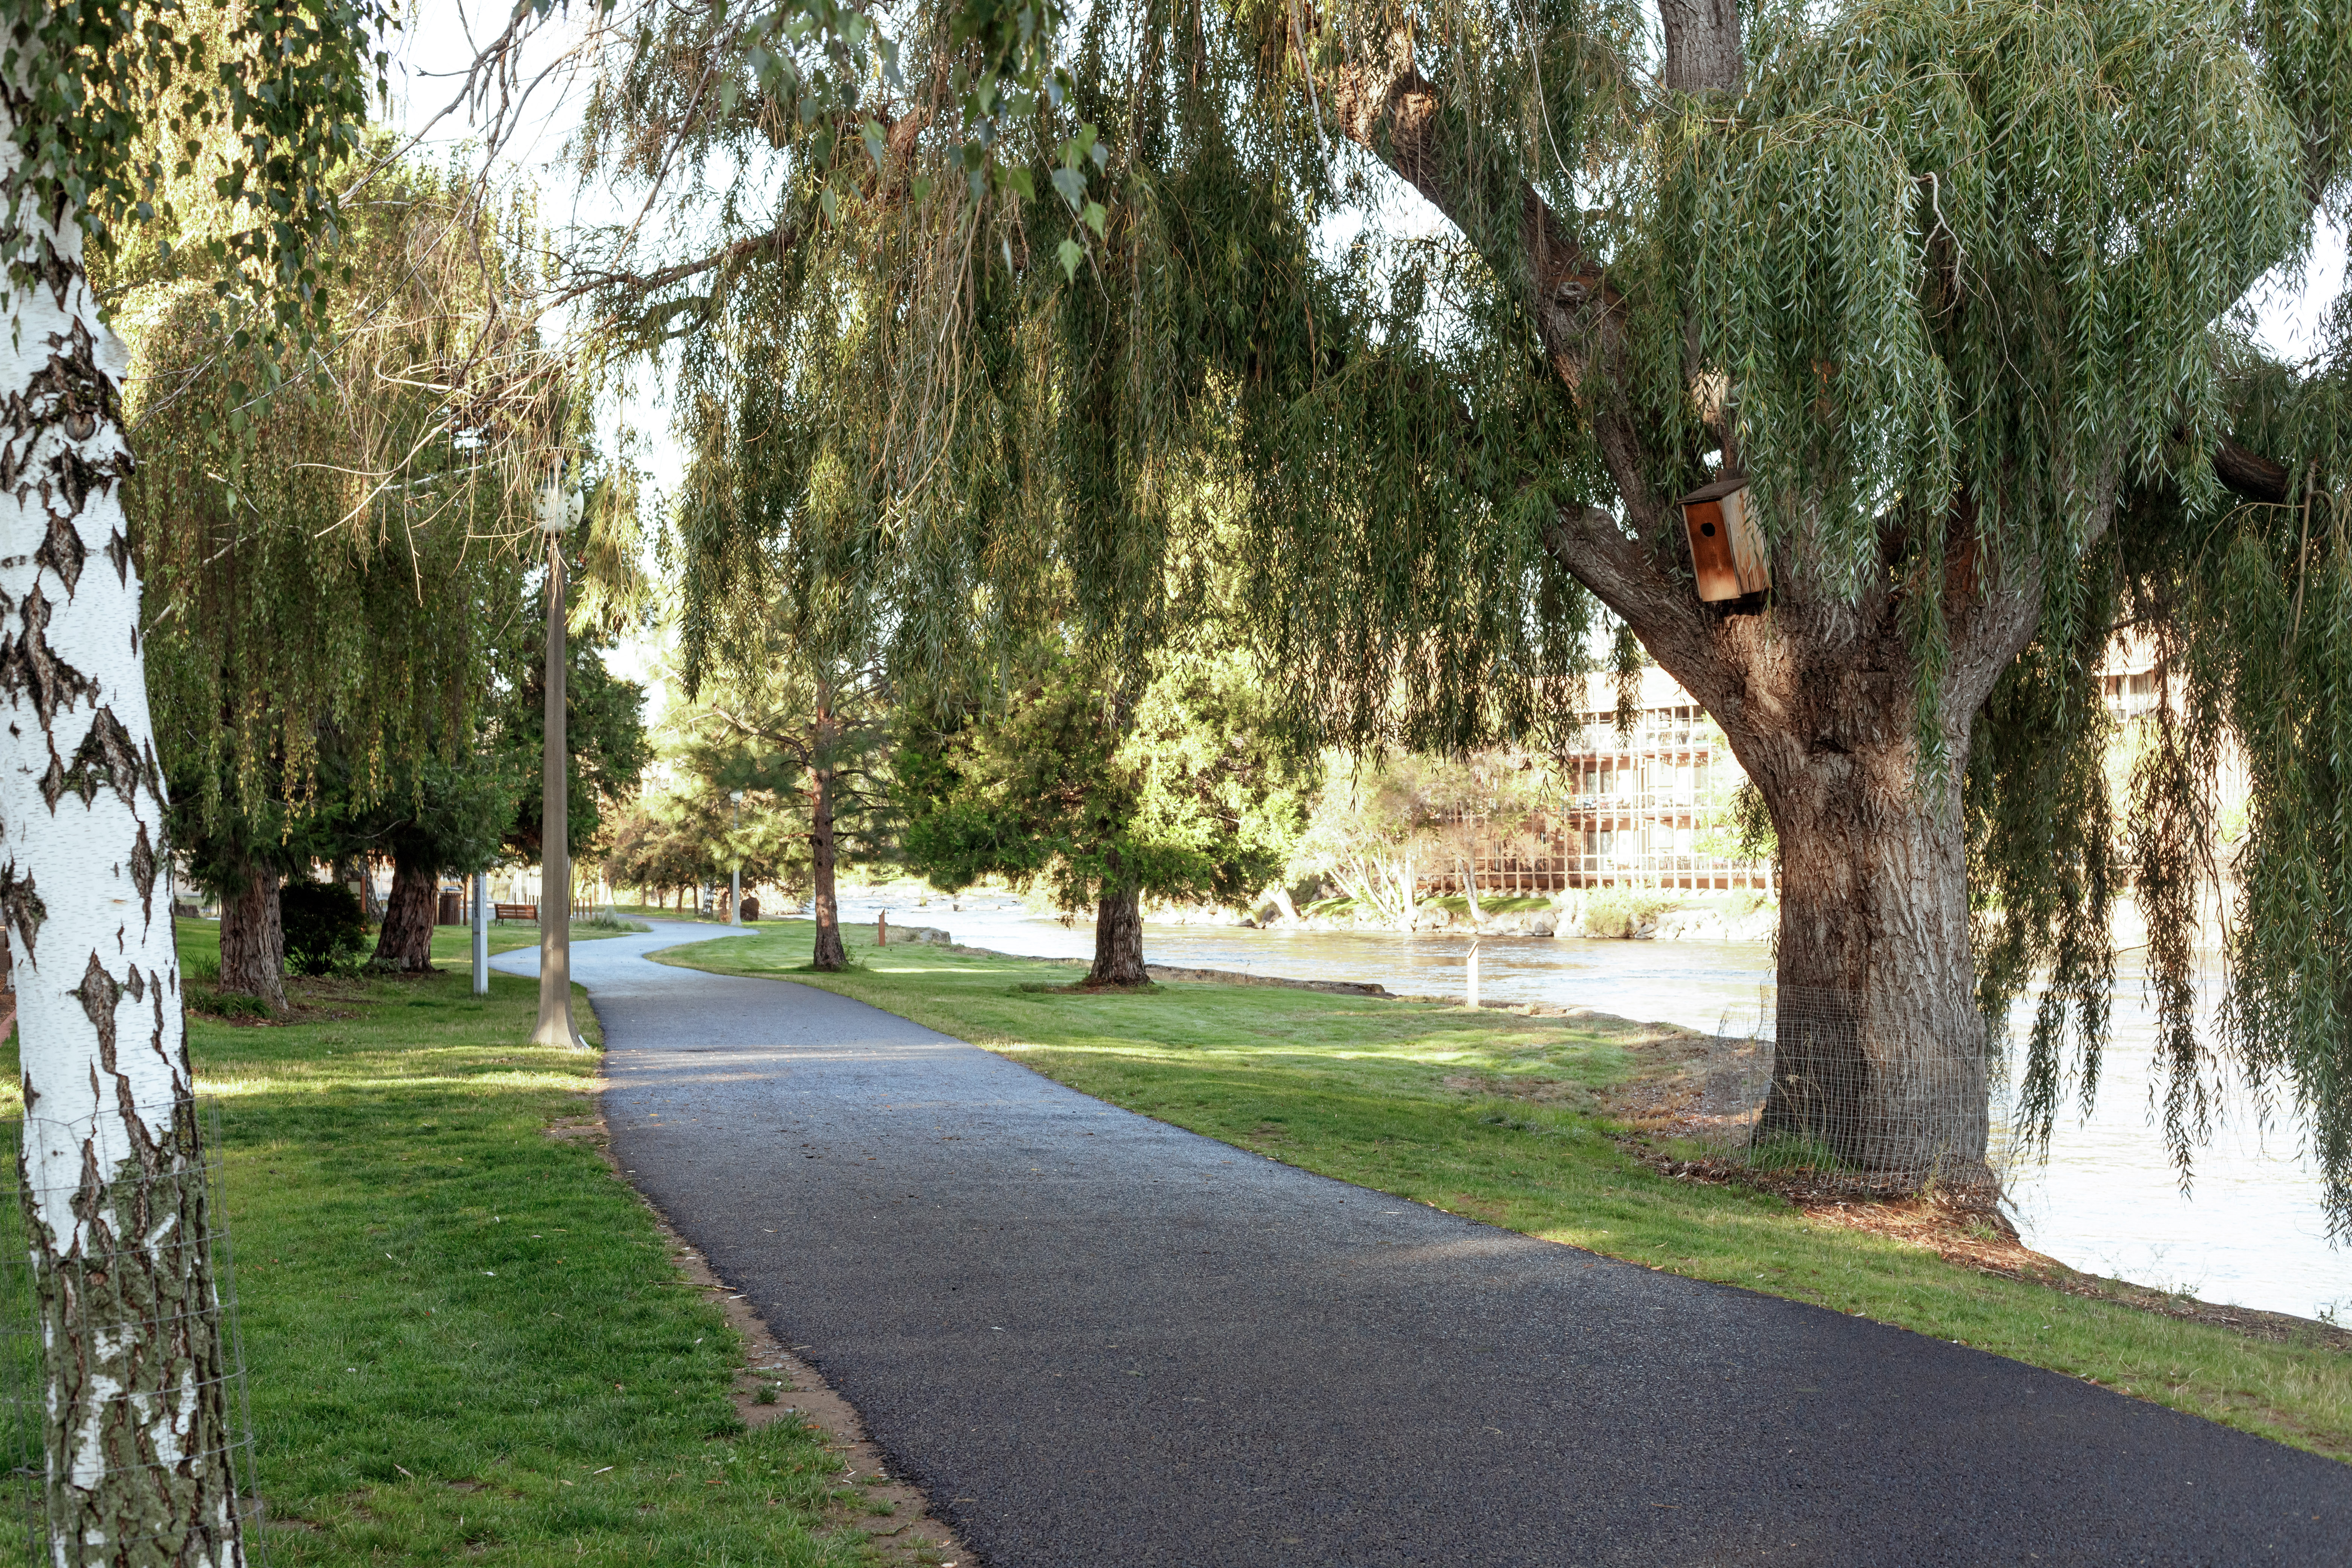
533;471;586;1049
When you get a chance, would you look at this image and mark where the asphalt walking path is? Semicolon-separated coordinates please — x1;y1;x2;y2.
498;923;2351;1566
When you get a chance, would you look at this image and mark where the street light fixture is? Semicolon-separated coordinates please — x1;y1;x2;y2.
532;468;586;1049
729;790;745;926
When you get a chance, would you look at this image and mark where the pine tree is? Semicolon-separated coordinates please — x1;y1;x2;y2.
899;646;1317;985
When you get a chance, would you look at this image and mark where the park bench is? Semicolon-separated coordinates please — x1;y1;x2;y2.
492;902;538;924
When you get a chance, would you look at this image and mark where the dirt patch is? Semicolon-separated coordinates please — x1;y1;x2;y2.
188;970;410;1026
553;1089;973;1567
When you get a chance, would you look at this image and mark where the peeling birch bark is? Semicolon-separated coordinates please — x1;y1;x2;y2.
0;68;247;1568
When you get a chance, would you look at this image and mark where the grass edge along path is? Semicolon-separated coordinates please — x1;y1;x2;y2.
0;920;949;1568
658;919;2352;1465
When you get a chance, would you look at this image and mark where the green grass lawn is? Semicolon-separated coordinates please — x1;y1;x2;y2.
0;921;905;1568
658;919;2352;1464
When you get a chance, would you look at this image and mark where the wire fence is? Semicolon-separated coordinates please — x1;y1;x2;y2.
1689;987;2015;1200
0;1104;261;1567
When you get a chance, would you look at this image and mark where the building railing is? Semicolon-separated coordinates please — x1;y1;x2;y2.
1563;792;1713;814
1421;847;1772;895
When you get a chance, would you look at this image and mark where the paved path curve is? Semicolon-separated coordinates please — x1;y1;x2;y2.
499;924;2351;1566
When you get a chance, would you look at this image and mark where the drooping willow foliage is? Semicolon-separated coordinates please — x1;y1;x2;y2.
110;150;570;874
579;0;1606;729
580;0;2352;1226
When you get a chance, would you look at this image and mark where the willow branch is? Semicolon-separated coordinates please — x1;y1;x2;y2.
2213;435;2293;505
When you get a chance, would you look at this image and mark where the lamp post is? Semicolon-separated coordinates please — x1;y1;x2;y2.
532;470;586;1049
729;790;744;926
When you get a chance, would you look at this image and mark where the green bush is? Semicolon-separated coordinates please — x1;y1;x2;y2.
1579;889;1682;938
280;880;368;975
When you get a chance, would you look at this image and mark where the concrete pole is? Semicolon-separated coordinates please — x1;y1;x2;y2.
533;475;585;1048
471;869;489;996
729;790;744;926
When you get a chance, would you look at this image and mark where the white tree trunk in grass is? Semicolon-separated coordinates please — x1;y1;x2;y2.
0;78;245;1568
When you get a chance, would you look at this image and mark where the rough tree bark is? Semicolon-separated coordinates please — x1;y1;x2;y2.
1086;882;1148;987
1692;581;2039;1179
217;866;287;1012
532;495;582;1049
1658;0;1743;94
0;60;249;1564
810;759;846;971
372;853;438;972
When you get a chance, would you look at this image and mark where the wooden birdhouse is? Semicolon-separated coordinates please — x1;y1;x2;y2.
1679;477;1771;603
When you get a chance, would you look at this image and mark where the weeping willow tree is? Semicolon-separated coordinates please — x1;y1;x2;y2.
1193;0;2352;1197
580;0;2352;1213
110;150;568;1005
574;0;1286;965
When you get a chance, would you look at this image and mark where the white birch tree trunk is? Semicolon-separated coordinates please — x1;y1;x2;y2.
0;73;246;1568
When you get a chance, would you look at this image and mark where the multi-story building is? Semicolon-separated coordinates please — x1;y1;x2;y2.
1424;666;1773;897
1427;634;2217;902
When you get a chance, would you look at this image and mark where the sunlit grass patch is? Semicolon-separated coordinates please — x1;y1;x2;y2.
0;921;882;1567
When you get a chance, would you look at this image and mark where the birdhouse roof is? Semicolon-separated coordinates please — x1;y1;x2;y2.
1678;475;1749;506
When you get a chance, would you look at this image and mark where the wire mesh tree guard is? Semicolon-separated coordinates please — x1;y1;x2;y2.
0;1103;262;1566
1692;987;2017;1200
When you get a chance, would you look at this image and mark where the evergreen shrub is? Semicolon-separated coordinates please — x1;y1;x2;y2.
282;880;368;975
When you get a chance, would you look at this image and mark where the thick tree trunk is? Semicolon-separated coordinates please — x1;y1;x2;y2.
1659;0;1743;93
533;514;582;1049
1087;885;1148;987
217;868;288;1012
372;853;438;973
1749;735;1988;1184
0;68;248;1563
810;766;846;971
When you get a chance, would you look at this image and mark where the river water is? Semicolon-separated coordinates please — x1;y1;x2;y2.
827;891;2349;1323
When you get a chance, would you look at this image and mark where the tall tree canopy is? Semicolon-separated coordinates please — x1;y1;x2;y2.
591;0;2352;1223
112;152;558;1004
